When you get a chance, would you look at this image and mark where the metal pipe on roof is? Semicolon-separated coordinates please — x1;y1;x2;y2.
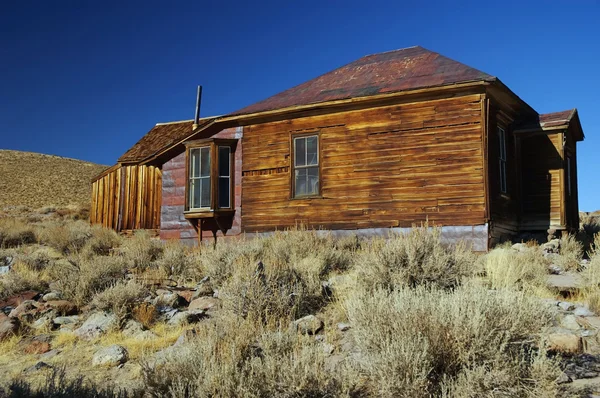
192;85;202;130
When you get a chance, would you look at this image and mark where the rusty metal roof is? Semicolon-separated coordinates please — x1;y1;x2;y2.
118;117;216;163
231;46;496;116
538;109;577;128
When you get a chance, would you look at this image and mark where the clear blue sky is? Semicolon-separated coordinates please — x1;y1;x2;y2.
1;1;598;210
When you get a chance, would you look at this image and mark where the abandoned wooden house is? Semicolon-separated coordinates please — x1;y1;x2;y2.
91;46;585;251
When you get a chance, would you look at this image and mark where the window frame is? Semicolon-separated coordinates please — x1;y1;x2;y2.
498;126;507;194
184;138;236;215
290;132;322;199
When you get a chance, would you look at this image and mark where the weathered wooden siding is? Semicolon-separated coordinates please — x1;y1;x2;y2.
160;127;243;244
91;164;162;231
487;103;519;243
241;94;486;232
520;132;563;230
564;128;579;230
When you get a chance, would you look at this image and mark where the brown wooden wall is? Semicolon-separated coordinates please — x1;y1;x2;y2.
91;164;162;231
487;102;520;241
241;94;486;232
520;132;563;230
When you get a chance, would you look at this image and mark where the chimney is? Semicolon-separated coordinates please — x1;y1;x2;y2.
192;85;202;130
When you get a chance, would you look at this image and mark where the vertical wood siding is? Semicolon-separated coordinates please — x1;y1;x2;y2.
91;165;162;231
241;94;486;232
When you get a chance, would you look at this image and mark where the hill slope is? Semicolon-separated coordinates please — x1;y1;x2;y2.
0;150;108;209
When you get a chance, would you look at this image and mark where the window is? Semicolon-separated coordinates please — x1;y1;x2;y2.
293;134;319;197
498;127;507;193
189;147;211;209
185;139;236;214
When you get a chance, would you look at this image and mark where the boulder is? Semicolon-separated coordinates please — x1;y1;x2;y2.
23;341;51;355
575;307;595;317
561;315;582;331
167;310;205;326
9;300;39;319
293;315;324;335
511;243;528;252
559;301;576;311
0;291;40;311
44;300;77;316
42;292;62;302
74;312;118;340
192;282;214;300
53;315;80;326
188;296;221;312
0;317;19;341
92;345;128;366
122;319;157;340
31;313;55;330
543;239;561;254
337;323;351;332
174;289;195;304
153;291;184;308
546;331;582;354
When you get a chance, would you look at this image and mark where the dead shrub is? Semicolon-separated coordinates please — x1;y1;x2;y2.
143;316;362;397
0;261;48;301
355;224;476;291
132;303;157;328
37;220;93;254
120;230;163;270
0;218;36;248
156;240;194;279
82;225;121;256
91;280;147;320
344;283;556;397
47;254;128;307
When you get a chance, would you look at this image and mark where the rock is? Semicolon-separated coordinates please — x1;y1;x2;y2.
547;332;582;354
0;291;40;310
548;273;586;291
511;243;528;252
575;307;595;317
548;264;564;275
45;300;77;316
556;372;573;384
543;239;561;254
40;349;60;360
9;300;39;318
192;282;214;300
559;301;576;311
74;312;118;340
0;317;20;341
174;289;195;304
23;341;51;354
92;345;128;366
0;266;10;275
122;319;157;340
42;292;62;302
188;296;221;312
153;292;184;308
293;315;324;335
0;255;14;268
31;313;54;330
23;361;52;373
337;323;351;332
167;310;206;326
53;315;80;325
561;315;582;331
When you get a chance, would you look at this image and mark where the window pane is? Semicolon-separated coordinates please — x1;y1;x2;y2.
295;137;306;167
218;146;230;177
219;177;230;208
200;177;211;207
190;179;201;209
306;136;318;165
295;168;307;196
191;149;200;178
200;147;211;177
307;166;319;195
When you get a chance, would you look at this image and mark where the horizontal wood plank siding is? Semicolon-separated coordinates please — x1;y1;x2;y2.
91;164;162;231
241;94;486;232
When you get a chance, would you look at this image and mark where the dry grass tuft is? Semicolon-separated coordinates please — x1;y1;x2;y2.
0;218;36;248
481;246;550;293
554;234;584;271
132;303;157;328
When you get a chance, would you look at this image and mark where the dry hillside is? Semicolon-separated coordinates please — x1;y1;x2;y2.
0;150;107;209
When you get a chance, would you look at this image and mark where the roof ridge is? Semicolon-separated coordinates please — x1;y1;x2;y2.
155;115;219;126
361;45;422;58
